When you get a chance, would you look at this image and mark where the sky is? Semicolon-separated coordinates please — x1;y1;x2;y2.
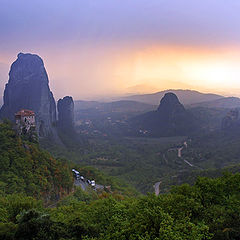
0;0;240;100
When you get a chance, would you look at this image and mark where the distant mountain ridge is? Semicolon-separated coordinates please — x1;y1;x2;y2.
188;97;240;109
120;89;223;106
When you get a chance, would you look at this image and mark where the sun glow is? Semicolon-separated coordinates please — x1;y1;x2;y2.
180;61;240;88
113;46;240;93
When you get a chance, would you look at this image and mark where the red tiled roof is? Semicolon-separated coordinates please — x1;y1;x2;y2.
15;109;35;117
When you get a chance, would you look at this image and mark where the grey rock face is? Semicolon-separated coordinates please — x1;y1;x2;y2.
57;96;74;131
157;93;187;121
0;53;57;137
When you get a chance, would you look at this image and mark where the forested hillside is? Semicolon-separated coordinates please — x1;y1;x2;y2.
0;121;73;202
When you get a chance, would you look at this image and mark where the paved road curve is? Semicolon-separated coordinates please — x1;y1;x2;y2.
74;179;88;190
153;181;161;196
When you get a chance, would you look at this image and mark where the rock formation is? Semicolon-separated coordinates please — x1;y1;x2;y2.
157;92;187;121
131;92;196;137
0;53;57;138
57;96;74;131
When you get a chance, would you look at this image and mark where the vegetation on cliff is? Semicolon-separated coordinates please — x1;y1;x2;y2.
0;120;73;202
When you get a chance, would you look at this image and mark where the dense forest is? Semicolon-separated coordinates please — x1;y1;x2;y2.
1;172;240;239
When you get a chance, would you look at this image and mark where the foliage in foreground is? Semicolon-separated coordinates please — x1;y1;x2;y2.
1;173;240;240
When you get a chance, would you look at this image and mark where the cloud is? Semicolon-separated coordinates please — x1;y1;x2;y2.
1;0;240;47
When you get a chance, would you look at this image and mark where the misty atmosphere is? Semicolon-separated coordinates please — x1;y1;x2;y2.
1;1;240;240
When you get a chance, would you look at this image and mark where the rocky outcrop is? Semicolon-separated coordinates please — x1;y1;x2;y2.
0;53;58;138
157;92;187;121
131;92;196;137
57;96;74;131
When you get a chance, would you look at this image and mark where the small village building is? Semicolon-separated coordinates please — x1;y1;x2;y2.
15;109;36;132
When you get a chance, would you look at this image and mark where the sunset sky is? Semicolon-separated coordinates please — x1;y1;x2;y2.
0;0;240;100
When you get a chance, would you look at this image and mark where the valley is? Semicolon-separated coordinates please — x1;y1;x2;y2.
57;92;240;195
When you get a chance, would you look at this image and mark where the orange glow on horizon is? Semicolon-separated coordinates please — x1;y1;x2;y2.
1;44;240;100
113;45;240;95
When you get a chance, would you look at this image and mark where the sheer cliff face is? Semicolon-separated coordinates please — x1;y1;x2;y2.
57;96;74;131
0;53;57;137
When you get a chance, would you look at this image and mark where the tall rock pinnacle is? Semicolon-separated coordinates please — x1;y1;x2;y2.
0;53;57;137
57;96;74;132
157;92;186;120
132;92;196;137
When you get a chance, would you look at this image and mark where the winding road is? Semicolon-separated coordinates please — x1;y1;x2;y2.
154;141;194;195
176;141;194;167
153;181;161;196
